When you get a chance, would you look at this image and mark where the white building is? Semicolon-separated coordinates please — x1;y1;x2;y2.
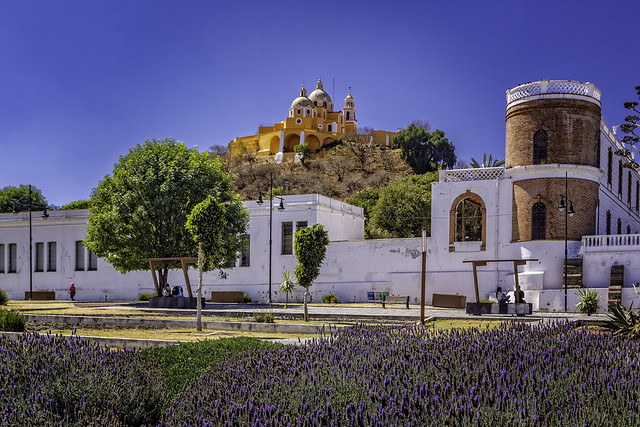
3;80;640;311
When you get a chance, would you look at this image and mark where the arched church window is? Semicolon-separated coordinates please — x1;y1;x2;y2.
314;101;317;106
455;198;483;242
346;111;350;120
306;109;310;116
533;130;547;164
297;109;301;115
531;202;546;240
606;210;611;234
323;101;327;108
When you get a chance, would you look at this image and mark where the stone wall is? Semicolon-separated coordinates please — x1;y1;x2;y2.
512;178;598;241
505;98;601;168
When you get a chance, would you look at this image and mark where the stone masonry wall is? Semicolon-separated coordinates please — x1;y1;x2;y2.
512;178;598;241
505;98;601;168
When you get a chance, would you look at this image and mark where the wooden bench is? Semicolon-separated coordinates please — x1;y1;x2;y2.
382;295;410;309
25;290;55;300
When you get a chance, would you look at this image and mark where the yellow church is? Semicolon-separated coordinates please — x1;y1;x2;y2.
229;78;395;157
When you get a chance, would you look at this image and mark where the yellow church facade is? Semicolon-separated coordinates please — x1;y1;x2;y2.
229;78;395;157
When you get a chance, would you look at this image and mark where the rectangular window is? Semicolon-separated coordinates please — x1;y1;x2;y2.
75;241;85;271
35;242;44;272
636;182;639;213
240;235;250;267
88;250;97;271
281;222;293;255
606;211;611;235
8;244;17;273
296;221;308;232
618;161;623;195
617;218;622;235
607;148;613;184
628;172;632;204
47;242;57;272
0;244;4;273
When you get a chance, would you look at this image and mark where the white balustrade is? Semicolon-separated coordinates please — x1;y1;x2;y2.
440;167;505;182
506;80;601;104
581;234;640;253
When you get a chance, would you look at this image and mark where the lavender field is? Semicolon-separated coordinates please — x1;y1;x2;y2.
2;322;640;426
164;322;640;426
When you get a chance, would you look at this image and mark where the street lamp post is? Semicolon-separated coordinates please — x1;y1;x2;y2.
558;172;575;312
256;171;284;304
13;185;49;301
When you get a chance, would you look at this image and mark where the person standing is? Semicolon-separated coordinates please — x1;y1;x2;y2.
68;282;76;301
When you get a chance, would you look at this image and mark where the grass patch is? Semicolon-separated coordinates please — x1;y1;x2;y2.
141;337;282;398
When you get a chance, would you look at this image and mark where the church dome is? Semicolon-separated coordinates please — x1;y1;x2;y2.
290;85;313;108
309;77;332;105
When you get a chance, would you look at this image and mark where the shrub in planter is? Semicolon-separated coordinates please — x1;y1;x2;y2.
0;289;8;305
243;293;252;303
253;312;275;323
322;292;338;304
575;288;600;315
0;308;25;332
138;292;155;301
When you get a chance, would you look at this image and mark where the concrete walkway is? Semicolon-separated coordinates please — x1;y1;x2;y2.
90;302;611;324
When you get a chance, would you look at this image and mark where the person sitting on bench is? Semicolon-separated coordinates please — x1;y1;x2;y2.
496;286;510;303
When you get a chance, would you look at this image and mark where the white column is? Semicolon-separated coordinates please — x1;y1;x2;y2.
300;131;305;145
386;134;390;147
279;130;284;152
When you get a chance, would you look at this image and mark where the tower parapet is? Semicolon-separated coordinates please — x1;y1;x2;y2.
506;80;601;109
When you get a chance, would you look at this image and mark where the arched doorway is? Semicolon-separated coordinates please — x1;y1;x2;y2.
284;134;300;152
306;134;320;152
269;135;280;154
531;202;546;240
449;191;486;251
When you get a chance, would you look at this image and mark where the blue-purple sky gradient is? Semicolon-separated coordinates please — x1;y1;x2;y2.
1;0;638;206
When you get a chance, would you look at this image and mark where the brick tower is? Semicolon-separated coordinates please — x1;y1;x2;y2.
505;80;602;242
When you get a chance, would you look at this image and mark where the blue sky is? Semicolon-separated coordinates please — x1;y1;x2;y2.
1;0;638;206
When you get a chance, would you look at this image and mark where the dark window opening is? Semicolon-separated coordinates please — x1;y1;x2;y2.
607;147;613;184
617;218;622;234
281;222;293;255
531;202;546;240
533;130;548;165
8;243;17;273
618;161;623;195
628;225;631;235
35;242;44;272
75;241;84;271
239;235;250;267
88;250;97;271
455;198;483;242
629;172;633;204
47;242;56;272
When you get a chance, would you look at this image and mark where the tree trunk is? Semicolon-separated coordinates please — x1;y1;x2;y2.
285;292;288;309
304;288;309;322
196;244;203;332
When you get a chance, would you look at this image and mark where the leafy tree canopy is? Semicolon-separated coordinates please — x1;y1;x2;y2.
346;188;380;238
293;224;330;290
0;185;48;213
293;143;311;165
61;200;91;210
370;172;439;238
393;124;456;174
85;138;235;284
469;154;505;168
186;194;248;275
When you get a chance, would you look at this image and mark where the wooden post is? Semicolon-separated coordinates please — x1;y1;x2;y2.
513;260;522;303
148;260;160;296
472;262;480;303
181;259;194;298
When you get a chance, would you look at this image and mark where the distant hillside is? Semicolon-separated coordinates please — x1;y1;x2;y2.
226;142;413;202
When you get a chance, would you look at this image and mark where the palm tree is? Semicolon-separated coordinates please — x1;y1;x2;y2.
469;153;505;168
279;270;296;308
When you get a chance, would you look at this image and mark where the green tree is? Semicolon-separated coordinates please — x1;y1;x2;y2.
346;188;380;238
393;124;456;174
186;194;249;330
279;269;296;309
0;185;48;213
60;200;91;210
85;138;236;291
469;153;505;168
293;143;311;165
617;85;640;169
293;224;330;321
370;173;438;238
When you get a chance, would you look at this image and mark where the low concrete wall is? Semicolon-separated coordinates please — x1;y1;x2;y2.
24;314;340;335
